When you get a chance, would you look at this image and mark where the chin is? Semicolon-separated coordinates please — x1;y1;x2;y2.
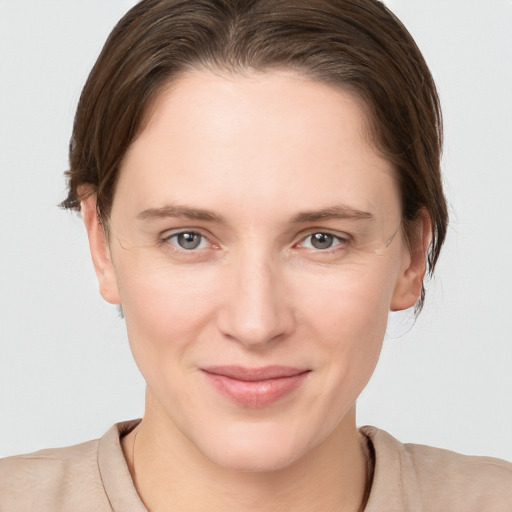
197;420;311;473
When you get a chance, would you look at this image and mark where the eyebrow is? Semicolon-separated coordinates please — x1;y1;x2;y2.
291;205;374;223
137;205;224;223
136;203;374;224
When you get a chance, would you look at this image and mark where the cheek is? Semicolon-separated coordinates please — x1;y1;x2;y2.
295;264;396;393
296;261;396;340
114;258;220;370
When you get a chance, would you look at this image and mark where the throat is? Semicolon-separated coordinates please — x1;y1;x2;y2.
121;416;374;512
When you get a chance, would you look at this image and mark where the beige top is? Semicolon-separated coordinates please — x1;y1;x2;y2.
1;419;511;511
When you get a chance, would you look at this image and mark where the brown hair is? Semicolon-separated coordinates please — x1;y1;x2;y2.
62;0;448;310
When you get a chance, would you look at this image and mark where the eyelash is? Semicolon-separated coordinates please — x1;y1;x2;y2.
160;231;215;251
160;229;351;254
295;232;350;252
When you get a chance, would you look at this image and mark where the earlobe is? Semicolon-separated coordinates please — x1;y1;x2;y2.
80;194;122;305
390;211;432;311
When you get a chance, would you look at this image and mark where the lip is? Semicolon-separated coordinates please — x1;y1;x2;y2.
201;366;310;408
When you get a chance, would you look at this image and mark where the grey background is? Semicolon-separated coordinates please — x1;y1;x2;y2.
1;0;511;460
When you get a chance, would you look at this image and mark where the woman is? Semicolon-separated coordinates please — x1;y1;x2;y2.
1;1;510;510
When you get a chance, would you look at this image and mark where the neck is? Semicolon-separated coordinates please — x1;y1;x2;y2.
122;393;372;512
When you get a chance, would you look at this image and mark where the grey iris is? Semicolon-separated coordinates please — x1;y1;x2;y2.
177;232;202;250
311;233;334;249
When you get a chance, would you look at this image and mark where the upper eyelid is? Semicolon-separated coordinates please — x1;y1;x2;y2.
161;231;213;253
295;233;347;249
295;228;352;242
159;229;214;251
161;227;215;241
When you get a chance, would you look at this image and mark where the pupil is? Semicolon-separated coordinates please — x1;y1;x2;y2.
311;233;333;249
178;232;201;250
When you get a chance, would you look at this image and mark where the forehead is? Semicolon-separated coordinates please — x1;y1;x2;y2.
115;69;400;226
140;68;374;164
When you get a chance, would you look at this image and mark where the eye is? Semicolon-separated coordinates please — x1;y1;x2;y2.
298;232;348;250
165;231;209;250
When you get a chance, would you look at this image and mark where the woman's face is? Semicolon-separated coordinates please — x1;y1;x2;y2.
86;69;424;471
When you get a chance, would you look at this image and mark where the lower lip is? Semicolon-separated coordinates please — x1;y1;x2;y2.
202;371;309;408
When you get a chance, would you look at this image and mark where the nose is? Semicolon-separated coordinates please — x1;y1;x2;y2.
217;250;295;349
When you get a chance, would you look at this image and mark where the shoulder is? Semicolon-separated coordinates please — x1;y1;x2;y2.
0;437;111;512
404;439;512;510
404;436;512;486
362;426;512;512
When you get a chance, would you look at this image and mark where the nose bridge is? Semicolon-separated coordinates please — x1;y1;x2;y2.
219;245;293;347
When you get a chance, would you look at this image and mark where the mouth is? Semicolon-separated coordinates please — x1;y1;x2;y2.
201;366;311;408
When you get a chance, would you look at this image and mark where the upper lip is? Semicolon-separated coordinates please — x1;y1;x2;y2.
202;366;309;382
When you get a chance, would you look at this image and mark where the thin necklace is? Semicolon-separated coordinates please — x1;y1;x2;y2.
129;423;375;512
131;422;141;480
358;432;375;512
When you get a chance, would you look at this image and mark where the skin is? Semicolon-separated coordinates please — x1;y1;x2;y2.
81;68;429;512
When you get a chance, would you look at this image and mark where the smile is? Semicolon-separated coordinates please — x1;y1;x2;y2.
201;366;311;408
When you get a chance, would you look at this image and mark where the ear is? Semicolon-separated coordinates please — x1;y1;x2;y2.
390;211;432;311
80;193;122;305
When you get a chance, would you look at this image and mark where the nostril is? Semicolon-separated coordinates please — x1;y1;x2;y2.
217;291;295;348
216;256;295;347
